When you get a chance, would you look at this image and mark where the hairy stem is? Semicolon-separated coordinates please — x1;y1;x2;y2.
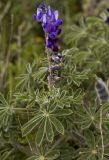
45;35;52;91
99;106;104;160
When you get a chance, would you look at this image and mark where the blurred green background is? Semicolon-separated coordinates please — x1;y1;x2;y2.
0;0;108;93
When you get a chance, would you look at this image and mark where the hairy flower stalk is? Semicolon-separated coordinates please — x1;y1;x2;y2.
34;3;63;90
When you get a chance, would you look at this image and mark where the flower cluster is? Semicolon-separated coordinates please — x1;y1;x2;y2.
105;8;109;24
34;4;63;86
34;3;63;52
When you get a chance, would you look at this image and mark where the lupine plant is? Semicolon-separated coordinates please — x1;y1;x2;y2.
1;2;109;160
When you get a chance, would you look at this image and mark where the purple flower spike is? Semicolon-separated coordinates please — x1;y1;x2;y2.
34;4;63;85
34;3;63;53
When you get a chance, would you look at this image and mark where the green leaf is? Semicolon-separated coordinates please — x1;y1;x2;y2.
22;115;43;136
52;109;73;116
1;149;14;160
46;150;60;160
81;120;92;130
84;130;95;148
50;116;64;135
0;113;9;128
16;73;32;90
46;118;54;142
33;67;48;80
3;113;10;125
0;93;8;106
36;119;46;146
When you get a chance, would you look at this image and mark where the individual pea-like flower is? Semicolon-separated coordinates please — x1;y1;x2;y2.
105;8;109;24
50;65;61;72
51;53;63;63
34;3;63;52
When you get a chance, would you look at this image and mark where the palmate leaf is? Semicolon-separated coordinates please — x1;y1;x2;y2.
22;106;72;145
21;114;43;136
73;104;100;130
65;65;88;87
75;129;103;160
74;110;92;129
64;22;87;45
50;116;64;135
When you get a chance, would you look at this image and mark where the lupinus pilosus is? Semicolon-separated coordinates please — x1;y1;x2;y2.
34;3;63;90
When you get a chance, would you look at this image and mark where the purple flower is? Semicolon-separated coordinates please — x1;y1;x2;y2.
34;4;63;52
45;37;59;52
